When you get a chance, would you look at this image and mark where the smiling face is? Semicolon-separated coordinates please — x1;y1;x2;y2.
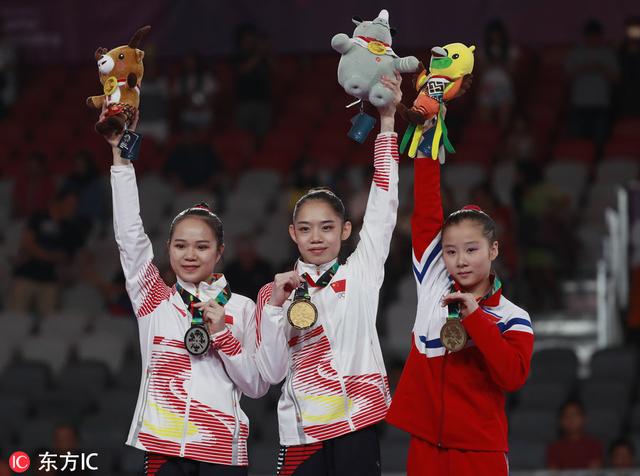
442;219;498;296
289;200;352;266
168;217;223;284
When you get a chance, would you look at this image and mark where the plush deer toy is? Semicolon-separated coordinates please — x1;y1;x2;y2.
87;26;151;136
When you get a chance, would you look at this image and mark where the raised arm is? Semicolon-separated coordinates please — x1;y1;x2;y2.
106;110;170;317
348;73;401;288
410;121;448;289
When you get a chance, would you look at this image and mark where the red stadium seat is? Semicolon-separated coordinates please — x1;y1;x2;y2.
551;139;596;164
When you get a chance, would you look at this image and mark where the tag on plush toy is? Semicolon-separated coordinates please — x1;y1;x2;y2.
348;112;376;144
118;130;142;161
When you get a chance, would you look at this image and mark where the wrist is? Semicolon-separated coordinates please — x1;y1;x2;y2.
380;115;395;133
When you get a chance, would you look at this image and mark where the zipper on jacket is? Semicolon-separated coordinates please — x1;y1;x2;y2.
338;371;355;431
179;374;195;457
138;366;151;423
287;367;307;442
231;390;241;465
437;351;449;447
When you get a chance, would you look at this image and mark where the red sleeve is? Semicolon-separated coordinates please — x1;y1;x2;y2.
412;157;444;261
462;308;534;392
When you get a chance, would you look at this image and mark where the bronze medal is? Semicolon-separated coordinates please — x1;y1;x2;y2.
440;319;467;352
184;325;211;356
287;299;318;330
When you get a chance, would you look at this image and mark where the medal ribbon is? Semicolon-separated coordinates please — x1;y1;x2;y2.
293;261;340;303
447;275;502;320
301;262;340;288
176;274;232;326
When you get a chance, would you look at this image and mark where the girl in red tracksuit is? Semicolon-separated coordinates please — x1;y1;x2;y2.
386;140;534;475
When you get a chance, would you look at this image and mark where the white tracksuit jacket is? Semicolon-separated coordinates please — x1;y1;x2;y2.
111;164;269;466
255;132;400;446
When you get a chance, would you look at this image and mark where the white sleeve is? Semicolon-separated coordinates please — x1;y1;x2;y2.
254;283;289;384
347;132;400;288
211;299;270;398
111;164;169;318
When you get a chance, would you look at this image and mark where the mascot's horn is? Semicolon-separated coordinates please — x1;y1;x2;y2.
128;25;151;49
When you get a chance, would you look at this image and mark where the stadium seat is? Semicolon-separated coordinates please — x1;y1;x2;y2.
585;409;624;446
589;346;638;382
517;381;572;412
528;347;578;384
508;440;547;470
77;332;129;375
20;336;71;374
581;379;631;413
0;361;51;396
509;409;557;443
56;361;112;398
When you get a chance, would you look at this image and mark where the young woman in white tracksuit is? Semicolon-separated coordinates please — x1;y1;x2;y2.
254;72;402;476
103;109;269;476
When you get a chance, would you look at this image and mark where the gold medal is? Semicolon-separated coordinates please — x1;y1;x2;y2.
440;320;467;352
367;41;387;55
103;76;118;96
287;299;318;330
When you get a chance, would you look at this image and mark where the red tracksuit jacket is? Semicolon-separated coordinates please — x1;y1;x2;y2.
386;156;534;452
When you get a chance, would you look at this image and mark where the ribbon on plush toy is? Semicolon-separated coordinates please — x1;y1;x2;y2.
400;103;455;160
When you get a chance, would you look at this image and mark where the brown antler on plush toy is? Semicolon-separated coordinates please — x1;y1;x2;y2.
86;25;151;136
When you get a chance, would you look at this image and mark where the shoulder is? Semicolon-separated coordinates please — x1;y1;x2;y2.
256;282;274;307
495;294;531;321
230;292;255;309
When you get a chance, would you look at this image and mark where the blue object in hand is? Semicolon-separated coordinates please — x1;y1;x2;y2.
348;112;377;144
418;127;436;158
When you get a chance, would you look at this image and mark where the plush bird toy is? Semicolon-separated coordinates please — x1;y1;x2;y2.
399;42;475;160
87;26;151;136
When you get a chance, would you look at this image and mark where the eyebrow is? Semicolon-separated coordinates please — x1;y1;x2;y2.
296;220;336;225
173;239;212;243
443;241;481;247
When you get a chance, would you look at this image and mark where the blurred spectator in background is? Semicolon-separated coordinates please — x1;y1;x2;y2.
12;152;56;219
80;251;132;317
172;51;218;132
469;182;518;279
477;19;518;128
608;438;636;469
136;47;171;144
500;113;536;162
0;460;8;476
62;151;107;224
223;234;273;299
53;423;80;455
163;128;224;196
618;16;640;117
9;188;87;316
547;400;604;469
565;19;619;150
233;23;273;139
0;19;17;120
513;161;574;310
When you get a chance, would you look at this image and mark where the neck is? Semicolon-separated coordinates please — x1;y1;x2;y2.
463;277;492;299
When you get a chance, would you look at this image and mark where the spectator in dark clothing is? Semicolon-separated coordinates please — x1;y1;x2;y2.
223;234;273;299
12;152;56;219
618;16;640;117
9;188;87;316
163;129;223;192
565;19;619;150
63;151;108;224
547;400;604;470
233;23;273;139
609;438;636;469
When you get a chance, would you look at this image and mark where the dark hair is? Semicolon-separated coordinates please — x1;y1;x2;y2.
609;438;635;456
558;399;585;417
169;202;224;247
442;205;496;243
584;19;603;36
292;188;347;222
